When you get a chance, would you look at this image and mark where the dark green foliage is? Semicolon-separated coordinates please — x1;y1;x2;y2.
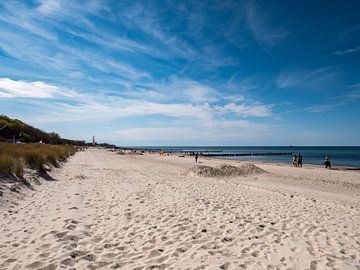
0;115;85;145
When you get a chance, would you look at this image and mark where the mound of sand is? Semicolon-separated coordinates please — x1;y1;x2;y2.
233;163;266;175
187;163;266;177
187;165;219;177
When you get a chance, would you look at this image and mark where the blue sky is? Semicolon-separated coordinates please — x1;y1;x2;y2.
0;0;359;145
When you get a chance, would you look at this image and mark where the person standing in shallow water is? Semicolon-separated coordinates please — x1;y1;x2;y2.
195;153;199;163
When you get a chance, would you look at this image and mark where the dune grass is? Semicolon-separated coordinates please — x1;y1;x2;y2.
0;143;77;176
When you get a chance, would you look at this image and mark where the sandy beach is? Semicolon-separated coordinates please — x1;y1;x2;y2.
1;148;359;270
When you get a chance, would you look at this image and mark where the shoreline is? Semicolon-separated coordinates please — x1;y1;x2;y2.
207;155;360;170
116;146;360;169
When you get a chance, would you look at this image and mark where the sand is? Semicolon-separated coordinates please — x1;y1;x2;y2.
0;148;359;269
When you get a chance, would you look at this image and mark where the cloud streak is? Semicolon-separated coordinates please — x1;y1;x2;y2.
334;46;360;55
113;120;269;145
244;1;287;46
276;68;340;89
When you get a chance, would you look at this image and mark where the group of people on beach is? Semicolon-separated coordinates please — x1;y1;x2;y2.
292;153;303;167
292;154;332;169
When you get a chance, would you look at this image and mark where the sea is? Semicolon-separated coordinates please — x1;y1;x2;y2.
130;146;360;168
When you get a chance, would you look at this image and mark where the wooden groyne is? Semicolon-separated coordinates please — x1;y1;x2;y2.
201;152;293;157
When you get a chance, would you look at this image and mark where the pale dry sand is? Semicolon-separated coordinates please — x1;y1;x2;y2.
1;148;359;270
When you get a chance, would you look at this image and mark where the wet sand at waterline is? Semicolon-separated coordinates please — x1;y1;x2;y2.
1;148;359;269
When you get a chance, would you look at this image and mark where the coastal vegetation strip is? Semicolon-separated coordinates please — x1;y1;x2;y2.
0;143;77;176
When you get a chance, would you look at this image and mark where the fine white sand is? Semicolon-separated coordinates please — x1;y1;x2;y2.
1;148;359;269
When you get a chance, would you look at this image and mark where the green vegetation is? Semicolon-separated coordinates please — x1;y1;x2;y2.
0;143;77;176
0;115;81;176
0;115;85;145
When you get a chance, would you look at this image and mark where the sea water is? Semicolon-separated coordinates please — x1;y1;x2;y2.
133;146;360;168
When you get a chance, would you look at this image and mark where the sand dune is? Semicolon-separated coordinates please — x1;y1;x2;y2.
1;148;359;269
187;163;266;177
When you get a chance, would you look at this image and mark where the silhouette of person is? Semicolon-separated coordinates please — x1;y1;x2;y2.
324;156;331;169
298;153;303;168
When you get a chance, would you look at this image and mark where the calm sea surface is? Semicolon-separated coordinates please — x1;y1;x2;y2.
131;146;360;168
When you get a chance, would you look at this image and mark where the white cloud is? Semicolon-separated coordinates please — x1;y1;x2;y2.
45;98;214;124
37;0;62;15
0;78;66;98
37;0;106;18
121;77;220;103
0;77;272;122
169;78;220;103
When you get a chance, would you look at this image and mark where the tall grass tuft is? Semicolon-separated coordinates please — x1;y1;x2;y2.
24;151;46;170
0;155;14;174
0;155;24;176
0;143;77;175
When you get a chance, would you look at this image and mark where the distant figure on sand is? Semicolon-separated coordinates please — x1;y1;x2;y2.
195;153;199;163
292;155;298;167
297;153;303;168
324;156;331;169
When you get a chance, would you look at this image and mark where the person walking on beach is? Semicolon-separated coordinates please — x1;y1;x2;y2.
324;156;331;169
298;153;303;168
195;153;199;163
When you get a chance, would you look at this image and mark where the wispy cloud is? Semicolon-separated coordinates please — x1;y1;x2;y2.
119;77;220;103
0;27;151;83
334;46;360;55
37;0;62;15
0;76;272;127
112;120;270;145
244;1;288;46
304;83;360;113
218;103;272;117
276;67;340;89
305;103;343;113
